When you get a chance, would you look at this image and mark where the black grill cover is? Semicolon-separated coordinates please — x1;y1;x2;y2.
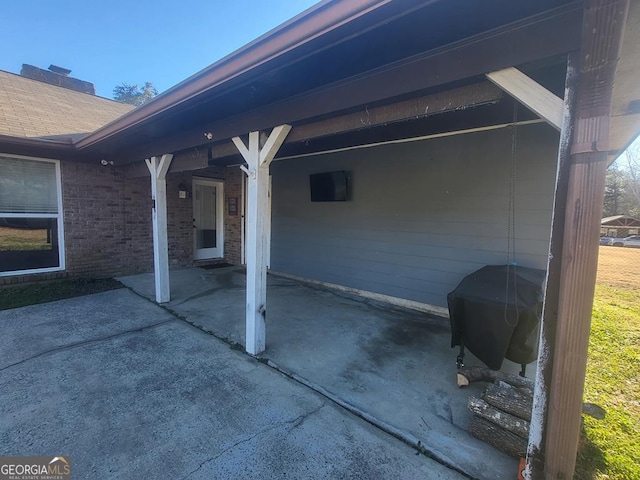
447;265;546;370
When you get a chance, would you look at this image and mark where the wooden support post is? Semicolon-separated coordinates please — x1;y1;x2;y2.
527;1;629;478
232;125;291;355
525;53;580;479
145;154;173;304
266;175;272;270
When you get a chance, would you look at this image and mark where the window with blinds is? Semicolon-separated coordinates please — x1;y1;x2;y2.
0;155;64;275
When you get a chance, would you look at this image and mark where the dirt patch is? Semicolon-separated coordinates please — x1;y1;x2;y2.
0;278;123;310
596;246;640;288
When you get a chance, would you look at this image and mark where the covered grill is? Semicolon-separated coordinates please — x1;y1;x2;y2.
447;265;546;372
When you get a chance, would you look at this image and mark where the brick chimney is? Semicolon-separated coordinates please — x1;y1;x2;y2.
20;64;96;95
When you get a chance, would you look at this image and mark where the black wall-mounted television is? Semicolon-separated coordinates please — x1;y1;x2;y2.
309;171;349;202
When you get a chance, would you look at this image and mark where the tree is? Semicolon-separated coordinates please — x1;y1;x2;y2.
113;81;158;106
604;147;640;218
603;167;626;217
623;142;640;216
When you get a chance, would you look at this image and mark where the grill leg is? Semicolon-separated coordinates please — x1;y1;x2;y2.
520;363;527;377
456;344;465;369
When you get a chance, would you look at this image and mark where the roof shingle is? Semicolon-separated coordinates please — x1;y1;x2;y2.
0;70;134;139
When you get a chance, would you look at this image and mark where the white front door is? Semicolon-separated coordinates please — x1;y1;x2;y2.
193;178;224;260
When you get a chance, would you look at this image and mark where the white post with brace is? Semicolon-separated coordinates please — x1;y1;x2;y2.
145;153;173;304
232;125;291;355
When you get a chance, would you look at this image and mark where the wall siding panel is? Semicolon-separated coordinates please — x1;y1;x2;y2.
270;123;559;308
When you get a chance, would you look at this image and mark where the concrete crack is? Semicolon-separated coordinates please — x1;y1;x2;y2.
264;360;477;479
180;403;326;480
288;402;326;431
174;286;244;306
0;319;174;372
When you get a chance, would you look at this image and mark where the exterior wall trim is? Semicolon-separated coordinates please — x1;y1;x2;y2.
269;270;450;318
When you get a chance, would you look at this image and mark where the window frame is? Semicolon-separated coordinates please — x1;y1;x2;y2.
0;153;65;276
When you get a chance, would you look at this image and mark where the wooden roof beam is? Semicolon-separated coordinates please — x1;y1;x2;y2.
119;82;504;178
210;81;504;160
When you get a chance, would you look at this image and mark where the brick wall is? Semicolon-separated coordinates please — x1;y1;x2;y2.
56;157;243;279
61;161;152;277
224;166;243;265
122;175;153;272
166;171;196;268
0;271;68;286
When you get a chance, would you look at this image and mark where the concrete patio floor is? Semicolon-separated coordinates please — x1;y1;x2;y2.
0;288;466;480
118;266;520;479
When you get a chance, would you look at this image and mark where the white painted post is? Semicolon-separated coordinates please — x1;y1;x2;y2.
232;125;291;355
240;173;246;265
145;154;173;304
266;175;272;270
486;67;564;131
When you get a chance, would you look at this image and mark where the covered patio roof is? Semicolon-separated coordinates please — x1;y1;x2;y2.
601;214;640;226
74;0;581;160
2;0;636;170
0;0;596;163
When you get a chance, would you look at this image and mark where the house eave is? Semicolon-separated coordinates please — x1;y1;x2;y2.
75;1;588;161
73;0;401;151
0;134;78;160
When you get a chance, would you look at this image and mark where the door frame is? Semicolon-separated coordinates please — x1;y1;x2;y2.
192;177;224;260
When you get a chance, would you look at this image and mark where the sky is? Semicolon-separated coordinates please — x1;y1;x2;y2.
0;0;320;98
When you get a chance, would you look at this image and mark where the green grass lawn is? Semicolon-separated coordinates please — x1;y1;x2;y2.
0;277;123;310
0;227;51;251
575;284;640;480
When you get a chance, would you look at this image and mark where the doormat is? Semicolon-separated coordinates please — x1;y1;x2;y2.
200;263;234;270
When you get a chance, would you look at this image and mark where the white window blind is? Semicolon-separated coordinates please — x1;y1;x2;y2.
0;156;58;214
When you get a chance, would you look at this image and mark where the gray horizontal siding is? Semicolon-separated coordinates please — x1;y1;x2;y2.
270;123;559;308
